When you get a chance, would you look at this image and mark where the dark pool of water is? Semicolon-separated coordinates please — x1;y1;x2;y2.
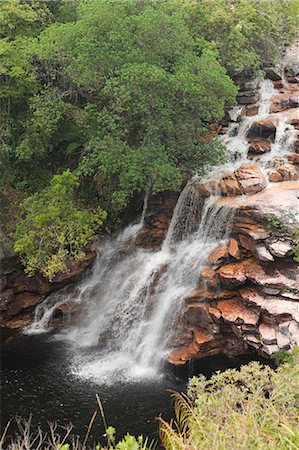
1;330;267;447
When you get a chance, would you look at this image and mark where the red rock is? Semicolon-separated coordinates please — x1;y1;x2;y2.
248;116;278;140
208;243;229;264
193;327;213;345
266;156;288;168
248;139;271;156
245;103;259;116
184;303;212;329
200;266;218;289
219;173;242;196
227;238;241;259
234;165;267;195
259;323;277;344
217;298;259;325
267;169;283;182
270;92;299;113
288;153;299;165
276;164;299;181
239;234;255;252
195;180;218;198
218;261;247;286
273;80;284;89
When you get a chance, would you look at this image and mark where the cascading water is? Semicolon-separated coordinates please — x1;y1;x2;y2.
26;181;235;383
26;64;297;383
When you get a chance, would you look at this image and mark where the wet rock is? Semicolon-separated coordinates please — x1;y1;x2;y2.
195;180;218;198
219;173;242;196
265;67;283;81
267;169;284;182
193;327;214;345
247;116;278;140
288;153;299;165
245;103;259;116
217;298;259;326
200;266;218;290
227;238;241;259
270;92;299;113
208;244;229;264
234;165;267;195
276;164;299;181
237;91;260;105
266;156;288;168
248;139;271;156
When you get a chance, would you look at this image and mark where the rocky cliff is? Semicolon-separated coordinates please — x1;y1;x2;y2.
1;42;298;368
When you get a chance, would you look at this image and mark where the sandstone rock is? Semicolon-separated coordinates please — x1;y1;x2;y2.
259;323;277;345
195;180;218;198
219;173;242;196
265;67;282;81
234;165;267;195
237;91;260;105
273;80;284;90
247;117;278;140
288;153;299;165
267;239;294;258
184;303;212;329
227;238;241;259
266;156;288;168
218;261;247;286
200;266;218;290
239;234;255;252
276;164;299;181
270;93;299;113
245;103;259;116
217;298;259;326
276;332;291;349
193;327;214;345
208;244;229;264
255;243;274;262
248;139;271;156
267;169;283;182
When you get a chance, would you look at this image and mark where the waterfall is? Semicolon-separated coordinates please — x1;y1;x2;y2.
25;67;295;383
26;184;234;383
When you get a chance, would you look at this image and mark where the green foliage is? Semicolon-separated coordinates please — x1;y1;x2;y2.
185;0;299;75
14;170;107;280
294;228;299;263
38;1;236;209
265;214;290;235
1;0;298;273
159;358;299;450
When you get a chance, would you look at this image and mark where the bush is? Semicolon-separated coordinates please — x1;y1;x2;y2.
159;355;299;450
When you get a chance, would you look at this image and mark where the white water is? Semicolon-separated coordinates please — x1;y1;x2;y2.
26;66;297;383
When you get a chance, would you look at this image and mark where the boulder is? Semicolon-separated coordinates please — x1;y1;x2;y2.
288;153;299;165
234;165;267;195
267;169;284;182
237;91;260;105
265;67;283;81
276;164;299;181
245;103;259;116
200;266;218;290
247;117;278;140
266;156;288;168
248;139;271;156
195;180;218;198
219;173;242;196
270;93;299;113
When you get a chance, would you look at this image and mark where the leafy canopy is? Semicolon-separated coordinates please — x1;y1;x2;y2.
14;170;107;280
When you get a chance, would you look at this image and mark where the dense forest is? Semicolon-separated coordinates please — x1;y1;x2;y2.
1;0;298;280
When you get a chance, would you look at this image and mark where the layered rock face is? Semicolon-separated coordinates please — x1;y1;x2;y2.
168;183;299;365
0;242;98;329
168;40;299;365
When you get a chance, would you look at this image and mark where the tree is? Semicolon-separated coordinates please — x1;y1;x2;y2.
14;170;107;281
